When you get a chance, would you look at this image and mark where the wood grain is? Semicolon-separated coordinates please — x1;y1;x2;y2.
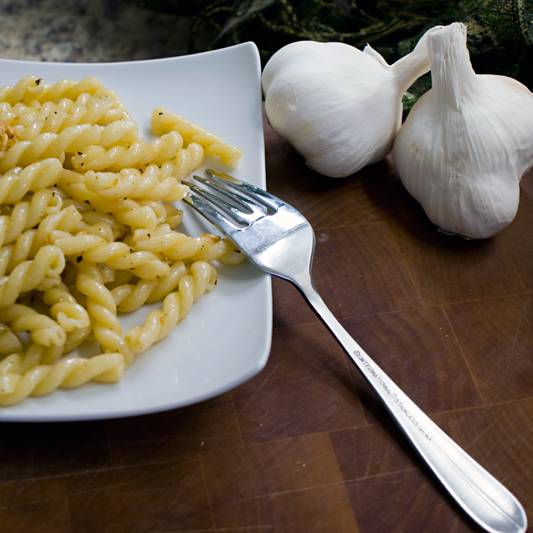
0;121;532;533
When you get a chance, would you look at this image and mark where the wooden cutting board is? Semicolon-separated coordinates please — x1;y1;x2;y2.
1;122;531;533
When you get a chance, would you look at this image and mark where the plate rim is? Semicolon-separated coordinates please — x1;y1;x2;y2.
0;41;260;67
0;41;273;422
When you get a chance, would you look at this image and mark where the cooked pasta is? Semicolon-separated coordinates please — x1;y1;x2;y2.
59;169;165;230
111;261;187;313
0;121;138;172
152;108;241;166
0;323;23;354
163;203;183;229
75;263;131;358
0;76;44;105
0;76;109;106
0;158;63;203
0;206;82;275
11;94;128;138
56;233;170;280
0;75;243;405
0;304;66;347
64;200;126;239
0;188;62;247
125;261;216;360
42;282;90;332
0;352;124;406
0;245;65;306
71;130;183;171
83;166;189;202
171;142;205;179
129;223;241;263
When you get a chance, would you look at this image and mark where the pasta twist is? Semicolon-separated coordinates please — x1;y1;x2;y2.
0;343;58;374
42;282;90;332
54;233;169;280
0;304;66;347
0;76;43;105
0;158;63;203
71;131;183;172
0;352;125;405
163;204;183;229
125;261;216;359
0;323;90;375
111;261;187;313
59;169;166;230
146;143;204;181
0;120;16;152
171;142;205;180
34;91;124;114
0;102;15;123
152;108;241;166
0;324;23;354
34;204;83;239
0;231;40;276
0;76;109;105
62;325;91;355
0;188;62;247
0;121;138;172
11;94;128;138
61;197;126;239
83;165;189;202
0;205;82;275
33;77;112;104
0;245;65;306
76;263;130;357
129;223;243;264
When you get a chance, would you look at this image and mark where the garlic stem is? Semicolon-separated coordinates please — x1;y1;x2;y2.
392;32;432;94
427;23;477;111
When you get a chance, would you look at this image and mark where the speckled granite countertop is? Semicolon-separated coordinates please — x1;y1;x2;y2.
0;0;188;62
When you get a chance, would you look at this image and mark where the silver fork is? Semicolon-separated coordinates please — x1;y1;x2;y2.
184;168;527;533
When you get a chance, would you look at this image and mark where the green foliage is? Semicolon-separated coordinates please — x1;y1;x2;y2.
134;0;532;103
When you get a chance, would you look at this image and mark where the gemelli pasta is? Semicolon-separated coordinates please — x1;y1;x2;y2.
0;76;242;406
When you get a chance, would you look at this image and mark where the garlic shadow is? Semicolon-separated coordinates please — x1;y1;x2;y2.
361;159;494;254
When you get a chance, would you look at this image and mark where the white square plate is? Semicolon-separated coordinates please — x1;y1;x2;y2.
0;42;272;422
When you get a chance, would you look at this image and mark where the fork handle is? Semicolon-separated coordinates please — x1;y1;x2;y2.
295;278;527;533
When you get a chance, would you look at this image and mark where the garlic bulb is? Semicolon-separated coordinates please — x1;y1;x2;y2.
394;22;533;239
262;29;437;177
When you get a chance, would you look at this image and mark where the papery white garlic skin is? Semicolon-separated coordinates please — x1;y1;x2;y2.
262;31;433;178
394;22;533;239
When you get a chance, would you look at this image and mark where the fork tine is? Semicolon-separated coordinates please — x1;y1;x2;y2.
186;184;251;227
184;189;241;235
191;174;254;214
206;169;285;211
